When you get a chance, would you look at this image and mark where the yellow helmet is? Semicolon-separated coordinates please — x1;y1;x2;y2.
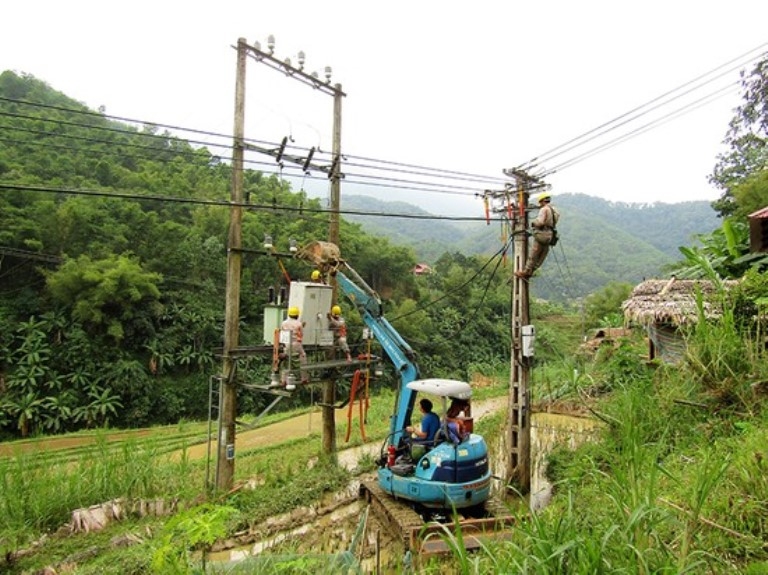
331;305;342;316
288;306;300;318
311;270;321;281
537;191;552;203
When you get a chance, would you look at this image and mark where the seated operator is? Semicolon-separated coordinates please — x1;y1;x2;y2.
405;398;440;447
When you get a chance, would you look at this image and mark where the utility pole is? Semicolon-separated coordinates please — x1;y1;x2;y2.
501;167;544;496
217;37;346;490
324;85;343;455
217;38;247;491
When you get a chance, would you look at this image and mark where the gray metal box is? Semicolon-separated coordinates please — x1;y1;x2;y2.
287;281;334;346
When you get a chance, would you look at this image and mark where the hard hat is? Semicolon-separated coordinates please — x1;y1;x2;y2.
311;270;321;280
331;305;342;316
537;191;552;202
288;306;300;318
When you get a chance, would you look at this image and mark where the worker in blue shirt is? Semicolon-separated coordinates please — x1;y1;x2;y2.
406;398;440;444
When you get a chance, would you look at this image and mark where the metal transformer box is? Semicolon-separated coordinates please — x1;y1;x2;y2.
522;324;535;357
262;305;284;346
287;281;334;346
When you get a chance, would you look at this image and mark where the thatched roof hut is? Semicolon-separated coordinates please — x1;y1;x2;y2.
622;278;737;327
621;277;739;363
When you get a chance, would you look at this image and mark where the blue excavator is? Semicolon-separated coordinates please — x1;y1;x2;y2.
334;264;492;512
292;241;512;553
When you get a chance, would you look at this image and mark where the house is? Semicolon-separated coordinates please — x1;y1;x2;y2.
621;277;738;363
747;206;768;253
413;263;433;276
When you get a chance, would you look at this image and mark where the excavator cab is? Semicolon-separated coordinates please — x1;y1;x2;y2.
378;379;491;510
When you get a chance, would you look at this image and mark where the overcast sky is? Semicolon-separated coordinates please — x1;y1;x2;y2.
2;1;767;216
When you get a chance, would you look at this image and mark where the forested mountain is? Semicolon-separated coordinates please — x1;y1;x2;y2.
0;70;732;440
0;71;514;438
344;193;721;300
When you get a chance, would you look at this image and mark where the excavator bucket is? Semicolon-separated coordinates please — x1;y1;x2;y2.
294;240;342;273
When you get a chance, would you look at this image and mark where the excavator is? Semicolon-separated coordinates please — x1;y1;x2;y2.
292;242;513;555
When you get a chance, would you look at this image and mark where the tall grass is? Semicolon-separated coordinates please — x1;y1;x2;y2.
444;336;767;574
0;435;202;549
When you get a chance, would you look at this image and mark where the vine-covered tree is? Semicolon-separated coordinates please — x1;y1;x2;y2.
710;54;768;217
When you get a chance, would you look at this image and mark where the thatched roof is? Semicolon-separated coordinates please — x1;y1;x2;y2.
622;278;739;327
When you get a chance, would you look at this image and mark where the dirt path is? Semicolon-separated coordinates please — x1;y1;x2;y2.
0;397;507;466
172;396;508;468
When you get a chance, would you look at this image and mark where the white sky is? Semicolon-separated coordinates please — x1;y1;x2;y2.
2;1;767;216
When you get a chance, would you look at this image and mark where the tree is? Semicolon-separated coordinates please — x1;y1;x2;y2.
584;281;634;329
7;391;42;437
710;55;768;217
672;219;768;279
45;254;162;343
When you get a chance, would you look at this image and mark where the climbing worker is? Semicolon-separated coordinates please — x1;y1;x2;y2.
327;304;352;362
280;306;308;384
515;191;560;280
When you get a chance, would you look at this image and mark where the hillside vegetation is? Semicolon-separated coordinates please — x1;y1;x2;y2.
344;193;722;301
1;52;768;573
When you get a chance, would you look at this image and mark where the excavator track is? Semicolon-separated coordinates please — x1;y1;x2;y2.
359;479;517;557
359;480;424;551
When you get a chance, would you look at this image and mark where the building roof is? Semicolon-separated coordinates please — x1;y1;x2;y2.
621;277;738;327
748;206;768;219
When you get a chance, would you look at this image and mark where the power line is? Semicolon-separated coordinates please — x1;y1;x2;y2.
0;96;508;188
520;42;767;173
0;182;494;223
2;42;764;205
0;109;500;200
543;81;741;175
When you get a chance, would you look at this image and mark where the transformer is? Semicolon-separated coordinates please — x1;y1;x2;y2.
286;281;334;346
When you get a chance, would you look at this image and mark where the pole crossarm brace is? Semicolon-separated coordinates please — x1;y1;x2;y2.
503;167;546;189
240;42;347;98
243;141;340;178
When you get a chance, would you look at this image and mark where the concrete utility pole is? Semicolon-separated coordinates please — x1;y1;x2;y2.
324;85;343;455
502;167;544;496
217;37;346;491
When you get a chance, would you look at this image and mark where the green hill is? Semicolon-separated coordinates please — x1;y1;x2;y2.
343;192;721;300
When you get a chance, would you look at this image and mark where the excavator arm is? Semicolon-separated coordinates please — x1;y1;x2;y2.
335;265;419;447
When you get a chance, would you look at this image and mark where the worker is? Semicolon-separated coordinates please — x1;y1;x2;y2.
444;398;470;443
280;306;308;384
310;269;324;283
515;191;560;280
406;398;440;445
327;304;352;362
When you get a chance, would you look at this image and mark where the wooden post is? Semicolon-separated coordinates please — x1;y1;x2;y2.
507;173;532;495
216;37;247;491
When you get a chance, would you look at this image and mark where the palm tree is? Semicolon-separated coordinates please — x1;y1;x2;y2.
7;391;42;437
87;388;123;428
41;393;74;433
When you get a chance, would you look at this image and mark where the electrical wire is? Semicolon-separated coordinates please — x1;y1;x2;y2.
1;43;764;213
0;182;493;222
520;42;767;170
543;81;740;175
388;236;513;323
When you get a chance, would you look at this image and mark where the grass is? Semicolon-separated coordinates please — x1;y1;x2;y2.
3;309;768;573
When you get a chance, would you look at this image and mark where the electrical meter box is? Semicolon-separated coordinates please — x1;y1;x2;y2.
522;324;536;357
262;305;285;346
286;281;334;346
